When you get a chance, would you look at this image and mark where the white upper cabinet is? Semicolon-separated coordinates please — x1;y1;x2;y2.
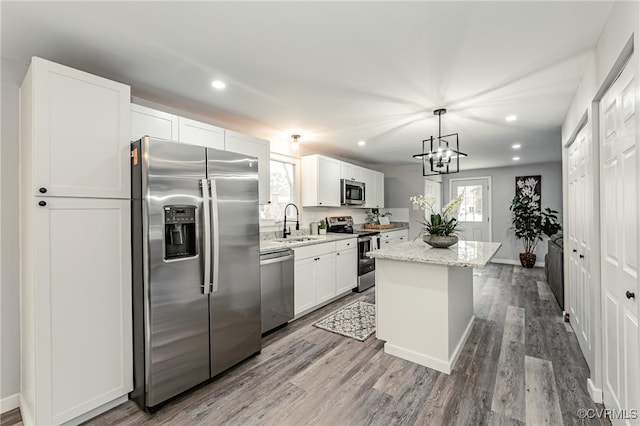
373;170;385;208
26;57;131;199
340;162;362;182
178;117;225;149
301;155;341;207
224;130;271;205
361;168;376;208
131;104;178;141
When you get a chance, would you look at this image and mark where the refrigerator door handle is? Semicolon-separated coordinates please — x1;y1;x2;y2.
209;179;220;293
201;178;212;295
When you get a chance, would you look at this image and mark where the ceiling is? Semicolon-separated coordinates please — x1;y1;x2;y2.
2;1;613;170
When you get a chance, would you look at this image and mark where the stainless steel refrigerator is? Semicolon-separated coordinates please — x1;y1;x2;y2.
131;137;261;410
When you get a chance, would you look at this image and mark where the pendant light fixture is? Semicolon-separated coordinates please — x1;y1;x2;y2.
291;134;300;150
413;108;467;176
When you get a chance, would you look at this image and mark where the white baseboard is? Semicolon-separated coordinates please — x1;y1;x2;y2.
19;394;34;426
587;378;603;404
1;393;20;413
491;258;545;268
449;316;475;371
384;343;452;374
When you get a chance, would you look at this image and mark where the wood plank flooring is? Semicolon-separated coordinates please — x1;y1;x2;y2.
1;264;608;426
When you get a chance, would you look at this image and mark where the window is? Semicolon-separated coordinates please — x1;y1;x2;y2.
456;185;483;222
260;158;297;222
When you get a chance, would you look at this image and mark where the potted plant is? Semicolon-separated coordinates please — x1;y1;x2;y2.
318;219;327;235
510;179;561;267
409;193;464;248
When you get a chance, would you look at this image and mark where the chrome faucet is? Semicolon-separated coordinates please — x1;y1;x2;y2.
282;203;300;238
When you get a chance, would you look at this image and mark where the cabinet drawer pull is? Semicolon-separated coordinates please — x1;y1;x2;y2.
38;201;47;207
627;291;636;300
572;249;577;253
579;254;584;259
314;257;320;261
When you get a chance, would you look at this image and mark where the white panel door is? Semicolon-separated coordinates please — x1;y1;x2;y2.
317;156;341;207
425;179;442;214
340;162;362;182
336;248;357;294
34;197;132;424
224;130;271;205
131;104;179;141
178;117;225;149
567;124;593;369
31;57;131;199
450;178;491;241
600;57;639;422
316;253;337;304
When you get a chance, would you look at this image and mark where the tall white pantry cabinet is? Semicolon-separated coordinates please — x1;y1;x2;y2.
19;57;132;425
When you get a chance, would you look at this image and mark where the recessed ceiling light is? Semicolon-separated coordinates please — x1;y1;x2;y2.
358;140;366;146
512;143;521;149
211;80;226;90
513;156;520;161
505;115;518;122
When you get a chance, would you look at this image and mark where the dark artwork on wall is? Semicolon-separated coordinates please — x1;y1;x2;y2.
515;175;542;211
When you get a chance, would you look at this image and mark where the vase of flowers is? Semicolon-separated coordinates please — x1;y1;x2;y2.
510;178;561;267
410;193;464;248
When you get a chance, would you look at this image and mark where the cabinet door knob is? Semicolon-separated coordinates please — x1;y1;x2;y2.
336;253;340;256
572;249;577;253
579;254;584;259
626;291;636;300
38;201;47;207
39;187;47;194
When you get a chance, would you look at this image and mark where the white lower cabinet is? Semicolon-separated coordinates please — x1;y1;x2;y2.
335;247;357;294
294;256;318;315
293;239;357;316
21;197;132;425
315;253;337;304
380;229;409;248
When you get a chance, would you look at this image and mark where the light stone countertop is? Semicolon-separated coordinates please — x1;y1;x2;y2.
260;233;357;253
367;239;502;268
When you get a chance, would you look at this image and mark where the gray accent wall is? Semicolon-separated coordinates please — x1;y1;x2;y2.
1;57;27;403
380;161;562;265
442;162;563;264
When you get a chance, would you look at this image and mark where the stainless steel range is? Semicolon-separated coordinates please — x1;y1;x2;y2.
327;216;380;292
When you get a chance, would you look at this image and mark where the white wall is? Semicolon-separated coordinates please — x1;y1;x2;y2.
1;57;27;409
441;162;563;265
560;0;640;403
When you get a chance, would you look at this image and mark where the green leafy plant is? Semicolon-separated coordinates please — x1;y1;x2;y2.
318;219;327;230
510;178;562;253
410;193;464;237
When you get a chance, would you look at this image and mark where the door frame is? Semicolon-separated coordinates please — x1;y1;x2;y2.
448;176;493;242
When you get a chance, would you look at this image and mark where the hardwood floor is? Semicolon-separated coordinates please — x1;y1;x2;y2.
1;264;608;425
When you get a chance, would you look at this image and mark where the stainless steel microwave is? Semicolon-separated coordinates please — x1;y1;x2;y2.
341;179;365;205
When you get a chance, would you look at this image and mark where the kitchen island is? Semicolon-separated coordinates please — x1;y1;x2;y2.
367;239;501;374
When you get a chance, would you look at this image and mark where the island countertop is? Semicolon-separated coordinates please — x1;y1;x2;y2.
367;239;502;268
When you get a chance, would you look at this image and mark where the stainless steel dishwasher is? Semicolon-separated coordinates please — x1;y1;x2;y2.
260;248;295;334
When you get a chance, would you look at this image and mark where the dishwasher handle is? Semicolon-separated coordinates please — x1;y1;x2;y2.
260;253;294;266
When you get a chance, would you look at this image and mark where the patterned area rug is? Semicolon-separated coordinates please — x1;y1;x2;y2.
313;300;376;341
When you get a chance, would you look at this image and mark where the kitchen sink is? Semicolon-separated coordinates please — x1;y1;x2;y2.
273;236;325;243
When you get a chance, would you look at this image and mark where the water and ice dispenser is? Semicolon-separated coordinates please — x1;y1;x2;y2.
164;206;196;260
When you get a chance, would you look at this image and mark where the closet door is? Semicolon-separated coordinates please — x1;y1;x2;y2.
600;57;639;419
567;124;593;369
